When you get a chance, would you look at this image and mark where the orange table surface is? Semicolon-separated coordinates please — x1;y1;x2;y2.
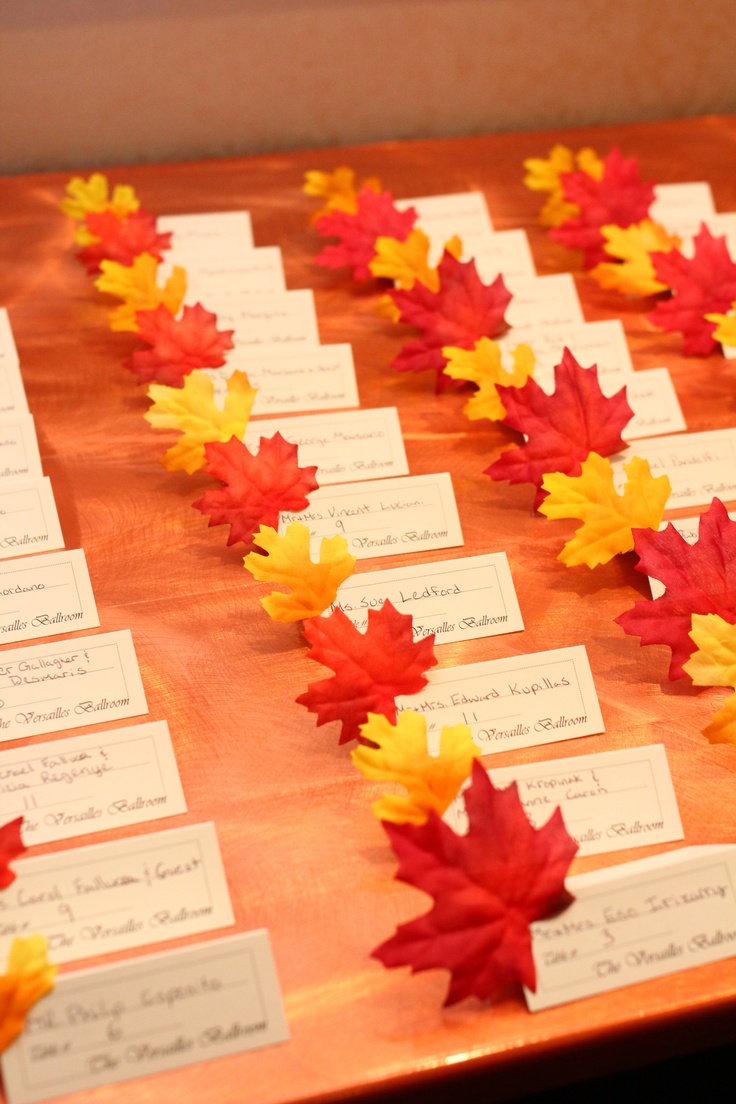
2;115;736;1104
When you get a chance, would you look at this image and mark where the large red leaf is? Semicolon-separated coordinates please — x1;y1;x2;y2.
124;303;235;386
550;148;655;268
647;224;736;355
315;188;417;281
486;348;632;508
616;497;736;680
372;760;577;1005
193;433;319;550
296;600;437;745
77;208;172;274
389;251;512;390
0;818;25;889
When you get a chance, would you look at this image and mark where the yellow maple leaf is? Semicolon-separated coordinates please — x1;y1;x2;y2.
443;338;535;421
371;232;462;321
589;220;682;296
539;452;671;568
302;166;382;221
701;693;736;746
352;710;480;825
523;145;604;228
705;305;736;347
0;935;56;1054
144;369;257;474
683;613;736;747
60;173;139;223
95;254;187;332
243;522;356;621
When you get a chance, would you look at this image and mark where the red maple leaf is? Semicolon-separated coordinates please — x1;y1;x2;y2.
486;348;632;508
0;817;26;889
76;208;172;274
315;188;417;281
616;497;736;680
123;303;235;386
193;432;319;550
550;148;655;268
388;251;512;391
296;600;437;745
647;224;736;356
372;760;577;1005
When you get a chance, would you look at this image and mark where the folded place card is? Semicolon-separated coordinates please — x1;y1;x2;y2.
329;553;523;643
0;930;289;1104
204;290;320;353
0;548;98;646
158;210;254;252
649;181;716;239
244;407;408;485
526;844;736;1011
611;428;736;511
397;644;604;753
464;229;537;284
621;368;686;440
445;744;683;856
207;344;359;416
1;720;186;845
280;472;463;560
0;415;42;481
0;821;233;964
505;274;584;331
0;310;27;414
0;629;148;743
498;319;633;390
0;478;64;561
179;246;286;300
396;192;494;265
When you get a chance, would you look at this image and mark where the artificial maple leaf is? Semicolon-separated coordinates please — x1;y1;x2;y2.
550;148;655;268
76;208;172;275
615;498;736;680
296;600;437;745
443;338;535;421
144;369;257;474
303;166;382;221
683;613;736;747
243;522;356;622
60;173;140;222
315;188;417;281
523;145;604;228
648;225;736;355
372;759;577;1005
124;303;235;386
704;304;736;347
95;253;187;333
539;452;671;569
352;710;480;825
589;219;682;296
486;348;633;508
0;936;57;1054
0;818;25;889
372;231;464;322
193;433;319;550
389;251;512;390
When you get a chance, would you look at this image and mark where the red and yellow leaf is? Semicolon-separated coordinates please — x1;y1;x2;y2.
124;303;234;386
315;189;416;281
0;936;56;1054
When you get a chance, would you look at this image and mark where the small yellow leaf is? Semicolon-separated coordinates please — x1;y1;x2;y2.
144;369;257;474
243;522;356;622
705;305;736;347
60;173;140;222
370;229;439;289
684;613;736;688
0;935;56;1053
303;167;382;221
443;338;535;421
539;452;671;568
590;220;682;296
95;254;187;332
702;692;736;746
352;710;480;824
523;145;603;227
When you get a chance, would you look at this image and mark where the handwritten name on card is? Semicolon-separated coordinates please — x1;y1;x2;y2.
0;822;234;965
178;246;286;301
498;320;633;391
208;344;359;416
471;229;537;283
0;629;148;743
0;720;186;845
0;415;42;481
611;428;736;511
650;181;716;238
505;274;584;330
158;210;254;251
206;290;320;353
330;553;523;643
622;368;686;440
0;548;98;646
244;407;408;485
0;314;27;414
280;472;463;560
446;745;683;856
396;192;494;264
526;846;736;1011
0;478;64;561
1;931;288;1104
397;645;604;753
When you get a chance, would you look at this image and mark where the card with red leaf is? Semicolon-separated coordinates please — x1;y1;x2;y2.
296;600;437;745
124;303;235;386
0;818;25;889
77;209;172;275
315;188;417;281
372;760;578;1005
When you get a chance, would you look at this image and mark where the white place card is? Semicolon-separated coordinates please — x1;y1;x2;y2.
0;415;41;480
647;510;736;599
0;308;19;369
244;407;408;485
207;344;359;416
0;548;98;645
1;931;288;1104
526;845;736;1011
280;472;463;560
396;192;494;265
329;553;523;643
498;319;633;393
204;289;320;353
0;629;148;743
180;246;286;300
505;274;584;331
158;210;254;251
611;428;736;511
397;644;604;753
0;478;64;561
445;745;683;856
650;181;716;239
0;310;28;414
622;368;686;440
466;229;537;283
1;720;186;845
0;822;233;964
